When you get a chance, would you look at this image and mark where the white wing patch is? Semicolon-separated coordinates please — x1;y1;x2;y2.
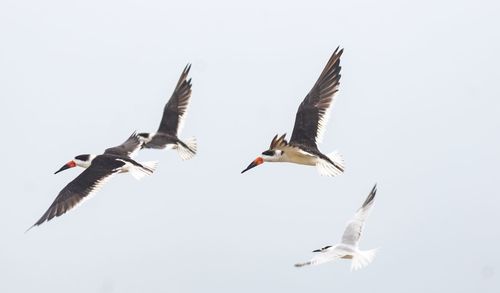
176;99;191;136
315;104;332;144
295;247;344;267
341;195;375;246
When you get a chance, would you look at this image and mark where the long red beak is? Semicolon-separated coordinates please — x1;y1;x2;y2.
55;160;76;174
241;157;264;174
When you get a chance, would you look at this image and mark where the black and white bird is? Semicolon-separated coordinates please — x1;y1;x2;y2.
295;184;379;271
29;132;157;229
241;48;345;176
138;64;197;160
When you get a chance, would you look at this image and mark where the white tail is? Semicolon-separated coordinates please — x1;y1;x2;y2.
316;151;345;177
177;137;197;160
350;248;377;271
129;161;158;180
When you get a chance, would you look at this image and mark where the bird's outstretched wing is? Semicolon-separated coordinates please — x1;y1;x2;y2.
157;64;193;136
290;48;343;148
104;132;143;158
340;184;377;247
29;158;125;229
294;247;344;267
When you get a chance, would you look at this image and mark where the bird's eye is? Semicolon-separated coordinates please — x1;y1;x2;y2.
262;150;274;156
75;154;89;161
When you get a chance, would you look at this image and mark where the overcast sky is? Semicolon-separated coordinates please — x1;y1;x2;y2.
1;0;499;292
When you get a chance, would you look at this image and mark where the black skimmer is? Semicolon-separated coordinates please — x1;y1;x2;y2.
29;132;158;229
241;47;345;176
295;184;379;271
138;64;197;160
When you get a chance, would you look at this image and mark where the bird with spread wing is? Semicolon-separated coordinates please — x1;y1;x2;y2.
242;48;345;176
295;184;379;271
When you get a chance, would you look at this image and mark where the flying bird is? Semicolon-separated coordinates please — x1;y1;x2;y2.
29;132;158;229
138;64;197;160
241;47;345;176
295;184;379;271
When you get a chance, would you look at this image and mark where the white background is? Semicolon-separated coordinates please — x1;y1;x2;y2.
1;0;499;292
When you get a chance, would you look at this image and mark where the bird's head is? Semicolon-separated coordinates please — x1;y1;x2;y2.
241;149;284;174
54;154;95;174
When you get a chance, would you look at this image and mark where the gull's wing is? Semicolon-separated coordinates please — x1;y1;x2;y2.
157;64;193;136
340;184;377;247
289;47;343;148
104;132;143;158
29;157;125;229
294;247;344;267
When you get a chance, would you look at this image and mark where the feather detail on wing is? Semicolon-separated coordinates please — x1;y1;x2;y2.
104;132;143;158
295;247;344;267
157;64;193;136
29;158;125;229
340;184;377;247
290;47;343;147
269;133;288;150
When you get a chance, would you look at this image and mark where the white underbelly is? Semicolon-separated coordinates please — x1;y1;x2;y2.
282;150;318;166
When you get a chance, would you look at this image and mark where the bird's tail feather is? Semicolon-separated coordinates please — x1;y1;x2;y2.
129;161;158;180
350;248;377;271
316;150;345;177
177;137;197;160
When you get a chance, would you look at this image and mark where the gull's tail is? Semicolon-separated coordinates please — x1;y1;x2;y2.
350;248;377;271
129;161;158;180
177;137;197;160
316;150;345;177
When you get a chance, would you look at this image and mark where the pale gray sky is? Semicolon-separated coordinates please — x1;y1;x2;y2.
1;0;499;292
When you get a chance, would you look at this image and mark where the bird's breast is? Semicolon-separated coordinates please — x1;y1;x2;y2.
281;148;318;165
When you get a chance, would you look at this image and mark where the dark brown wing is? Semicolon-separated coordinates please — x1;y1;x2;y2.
104;132;142;158
157;64;193;136
30;157;125;228
269;134;288;150
290;48;343;148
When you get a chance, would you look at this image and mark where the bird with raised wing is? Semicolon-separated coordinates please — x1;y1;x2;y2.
295;184;379;271
138;64;197;160
241;48;345;176
29;132;158;229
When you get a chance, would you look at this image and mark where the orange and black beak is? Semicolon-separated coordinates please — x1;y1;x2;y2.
241;157;264;174
54;160;77;174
